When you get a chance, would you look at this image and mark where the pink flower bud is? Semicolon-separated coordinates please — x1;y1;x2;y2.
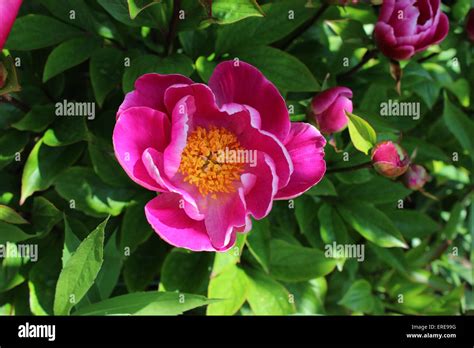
371;141;410;179
374;0;449;60
311;86;353;134
402;164;429;190
467;9;474;42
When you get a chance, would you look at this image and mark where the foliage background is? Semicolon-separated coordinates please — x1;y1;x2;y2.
0;0;472;315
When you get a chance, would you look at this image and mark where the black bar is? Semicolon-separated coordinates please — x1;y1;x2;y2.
0;316;473;346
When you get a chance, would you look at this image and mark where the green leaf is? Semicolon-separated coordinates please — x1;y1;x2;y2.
54;167;134;217
92;230;123;301
210;233;247;277
215;0;316;55
447;78;470;107
339;279;374;313
88;137;131;188
160;249;213;294
0;243;28;292
123;236;167;292
295;195;318;237
287;278;328;315
39;0;123;42
31;197;62;235
90;47;125;107
53;218;108;315
305;177;337;196
368;242;408;275
246;218;271;273
195;56;217;83
403;137;449;162
385;210;439;239
207;263;249;315
346;112;377;155
43;36;101;82
20;140;84;205
12;105;56;133
443;95;474;161
127;0;162;19
6;15;82;50
0;129;29;170
0;222;34;244
338;202;408;248
269;239;337;282
246;269;295;315
28;242;62;315
98;0;168;28
209;0;264;25
73;291;213;315
318;204;349;245
326;19;369;44
123;54;194;93
119;193;154;253
235;46;320;92
340;176;412;205
62;215;81;268
43;117;88;147
0;205;28;224
441;202;464;240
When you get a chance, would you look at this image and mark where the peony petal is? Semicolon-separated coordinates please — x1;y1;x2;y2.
118;73;193;117
142;147;205;220
219;103;262;130
275;123;326;200
429;12;449;45
316;95;352;134
312;87;353;115
113;106;170;191
0;0;22;50
204;189;247;250
163;95;195;178
223;109;293;190
241;152;278;219
145;194;215;251
163;83;217;115
379;0;395;23
208;61;290;141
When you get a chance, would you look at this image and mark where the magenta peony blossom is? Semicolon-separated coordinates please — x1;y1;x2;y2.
371;141;410;179
113;61;326;252
311;86;353;134
467;9;474;42
374;0;449;60
402;164;429;190
0;0;22;50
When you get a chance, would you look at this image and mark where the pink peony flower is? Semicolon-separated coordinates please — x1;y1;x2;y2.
371;141;410;179
113;61;326;252
311;86;353;134
467;9;474;42
402;164;429;190
0;0;22;50
374;0;449;61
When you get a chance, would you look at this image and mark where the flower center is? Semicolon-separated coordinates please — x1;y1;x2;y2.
178;126;245;198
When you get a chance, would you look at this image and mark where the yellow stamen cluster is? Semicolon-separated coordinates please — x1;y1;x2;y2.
178;126;245;198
